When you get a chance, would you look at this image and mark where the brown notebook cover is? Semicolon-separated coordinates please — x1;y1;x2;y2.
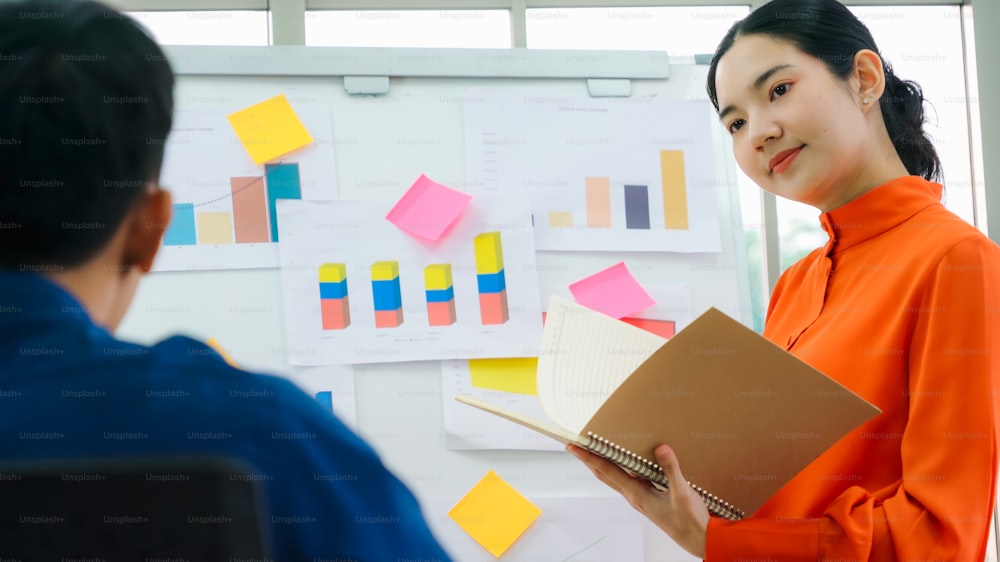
582;306;881;516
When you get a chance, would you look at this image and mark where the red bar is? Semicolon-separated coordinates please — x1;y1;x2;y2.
320;297;350;330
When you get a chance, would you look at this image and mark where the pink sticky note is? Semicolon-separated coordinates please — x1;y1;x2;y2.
568;262;656;319
386;174;472;241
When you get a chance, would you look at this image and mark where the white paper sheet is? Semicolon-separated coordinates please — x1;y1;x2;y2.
153;107;338;271
276;197;543;365
464;95;722;253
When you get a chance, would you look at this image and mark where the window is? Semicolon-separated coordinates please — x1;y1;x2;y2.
526;6;749;61
126;11;270;46
304;10;511;48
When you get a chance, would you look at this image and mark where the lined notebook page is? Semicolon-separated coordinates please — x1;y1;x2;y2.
536;297;667;433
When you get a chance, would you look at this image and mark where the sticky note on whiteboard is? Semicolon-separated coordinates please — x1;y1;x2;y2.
226;94;313;165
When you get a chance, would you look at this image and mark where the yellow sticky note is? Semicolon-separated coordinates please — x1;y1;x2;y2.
448;470;541;557
226;94;313;165
468;358;538;396
205;338;238;368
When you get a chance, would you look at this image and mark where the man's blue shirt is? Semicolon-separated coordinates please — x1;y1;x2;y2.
0;271;451;561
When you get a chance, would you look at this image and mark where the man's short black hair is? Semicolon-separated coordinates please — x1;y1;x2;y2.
0;0;174;270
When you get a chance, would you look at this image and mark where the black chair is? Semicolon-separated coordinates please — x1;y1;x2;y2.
0;456;270;561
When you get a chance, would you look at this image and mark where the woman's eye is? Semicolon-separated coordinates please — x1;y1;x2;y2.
772;83;790;99
727;119;745;134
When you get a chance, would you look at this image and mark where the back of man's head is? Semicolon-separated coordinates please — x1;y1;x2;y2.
0;0;174;270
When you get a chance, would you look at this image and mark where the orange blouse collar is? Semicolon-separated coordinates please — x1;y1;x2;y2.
818;175;944;254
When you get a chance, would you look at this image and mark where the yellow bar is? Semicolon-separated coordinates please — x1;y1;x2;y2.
473;232;504;275
424;264;453;290
196;212;234;245
318;263;347;284
547;210;573;228
585;176;611;228
371;260;399;281
660;150;689;229
469;357;538;396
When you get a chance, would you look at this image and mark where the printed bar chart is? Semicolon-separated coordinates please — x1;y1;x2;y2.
660;150;689;229
474;232;509;325
425;264;457;327
231;176;269;243
265;163;302;243
371;261;404;328
585;176;611;228
163;166;304;246
319;263;350;330
624;184;651;230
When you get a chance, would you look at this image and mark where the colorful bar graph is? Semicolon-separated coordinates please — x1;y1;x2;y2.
163;203;196;246
624;184;651;230
660;150;689;229
585;176;611;228
265;162;303;243
474;232;509;325
319;263;350;330
371;261;403;328
231;176;269;243
548;210;573;228
195;212;234;245
425;264;456;327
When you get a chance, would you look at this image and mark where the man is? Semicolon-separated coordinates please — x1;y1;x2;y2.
0;1;450;559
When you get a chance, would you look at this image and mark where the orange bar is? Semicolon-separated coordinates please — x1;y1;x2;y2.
231;176;269;243
374;308;404;328
427;300;456;327
585;176;611;228
479;290;509;325
321;297;351;330
660;150;689;229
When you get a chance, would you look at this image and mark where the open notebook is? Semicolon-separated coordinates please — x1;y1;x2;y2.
457;296;881;520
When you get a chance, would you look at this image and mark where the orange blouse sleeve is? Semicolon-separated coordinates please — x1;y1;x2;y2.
705;236;1000;561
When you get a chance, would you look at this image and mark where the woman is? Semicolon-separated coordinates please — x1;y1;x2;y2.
569;0;1000;559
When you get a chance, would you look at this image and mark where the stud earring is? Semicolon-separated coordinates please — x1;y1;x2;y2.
863;95;873;105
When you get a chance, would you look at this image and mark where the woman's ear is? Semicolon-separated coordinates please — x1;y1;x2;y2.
853;49;887;110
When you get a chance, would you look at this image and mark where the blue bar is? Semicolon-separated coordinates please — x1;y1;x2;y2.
163;203;197;246
314;391;333;412
371;278;402;311
319;280;348;299
476;270;506;294
265;163;302;243
425;287;455;303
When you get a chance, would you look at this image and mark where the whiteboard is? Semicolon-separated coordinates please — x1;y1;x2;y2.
117;46;748;561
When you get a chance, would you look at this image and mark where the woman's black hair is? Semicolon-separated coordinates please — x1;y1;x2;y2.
706;0;940;181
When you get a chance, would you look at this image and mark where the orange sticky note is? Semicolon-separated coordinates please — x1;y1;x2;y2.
204;338;238;368
226;94;313;165
448;470;541;557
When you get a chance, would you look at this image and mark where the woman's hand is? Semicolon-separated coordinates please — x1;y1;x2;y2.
567;443;710;559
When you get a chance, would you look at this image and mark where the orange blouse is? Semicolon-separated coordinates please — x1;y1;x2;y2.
706;176;1000;560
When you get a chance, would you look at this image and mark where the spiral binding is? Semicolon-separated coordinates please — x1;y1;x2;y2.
584;432;746;521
